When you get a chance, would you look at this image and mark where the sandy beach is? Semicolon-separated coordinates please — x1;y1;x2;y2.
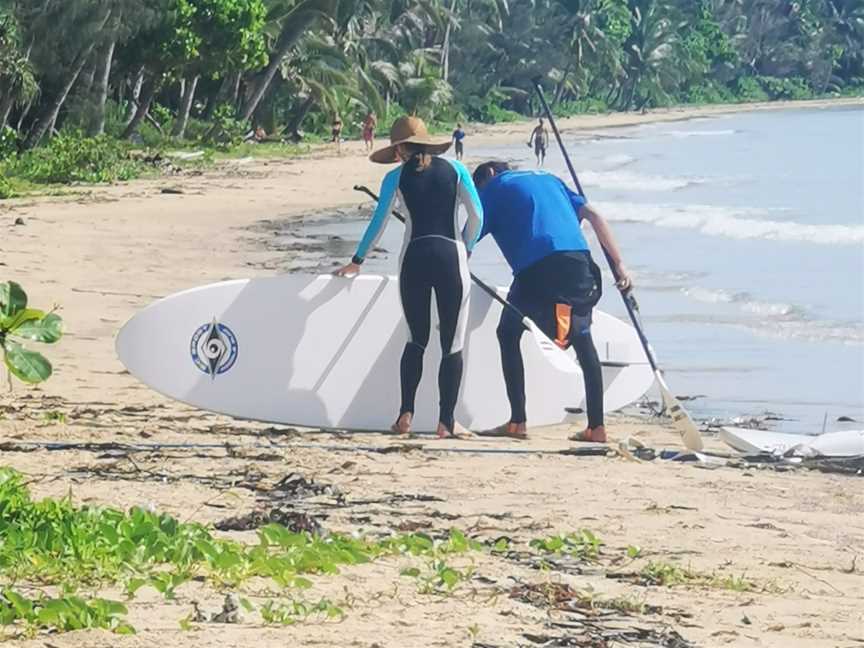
1;97;862;647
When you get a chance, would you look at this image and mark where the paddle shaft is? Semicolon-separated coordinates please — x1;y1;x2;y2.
352;184;535;326
531;80;660;374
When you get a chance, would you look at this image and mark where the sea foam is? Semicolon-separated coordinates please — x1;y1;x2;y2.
597;202;864;245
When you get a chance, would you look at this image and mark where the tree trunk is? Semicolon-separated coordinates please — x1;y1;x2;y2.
16;101;32;131
203;91;218;121
122;78;159;140
240;6;325;122
229;71;241;109
24;44;98;149
127;67;145;122
78;58;97;99
171;75;199;138
240;42;293;122
89;39;116;136
0;82;12;128
553;62;573;107
441;0;458;82
283;95;315;139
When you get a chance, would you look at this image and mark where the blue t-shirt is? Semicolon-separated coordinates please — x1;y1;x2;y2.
479;170;588;274
453;129;465;141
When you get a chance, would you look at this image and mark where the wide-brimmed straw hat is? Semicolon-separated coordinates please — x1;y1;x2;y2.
369;115;451;164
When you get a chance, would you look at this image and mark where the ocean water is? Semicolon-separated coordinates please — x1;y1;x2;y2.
300;106;864;433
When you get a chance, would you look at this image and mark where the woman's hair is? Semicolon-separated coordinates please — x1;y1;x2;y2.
472;160;511;187
398;143;433;172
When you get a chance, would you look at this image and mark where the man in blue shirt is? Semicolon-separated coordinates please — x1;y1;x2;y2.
472;161;632;443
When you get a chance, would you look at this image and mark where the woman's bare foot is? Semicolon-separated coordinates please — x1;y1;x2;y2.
436;421;453;439
391;412;413;436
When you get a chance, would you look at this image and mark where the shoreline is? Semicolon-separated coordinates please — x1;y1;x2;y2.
469;95;864;141
0;95;862;647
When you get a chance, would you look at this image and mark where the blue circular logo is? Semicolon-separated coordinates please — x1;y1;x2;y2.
190;320;238;378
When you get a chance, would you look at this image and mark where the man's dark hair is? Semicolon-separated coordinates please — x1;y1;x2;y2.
472;160;511;187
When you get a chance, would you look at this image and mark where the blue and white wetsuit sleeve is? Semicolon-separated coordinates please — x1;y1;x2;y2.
352;167;402;265
450;160;484;252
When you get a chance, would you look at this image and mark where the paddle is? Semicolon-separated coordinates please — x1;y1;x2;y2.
352;184;581;375
531;79;704;452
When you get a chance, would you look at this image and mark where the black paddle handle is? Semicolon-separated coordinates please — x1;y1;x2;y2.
531;79;660;372
351;184;530;323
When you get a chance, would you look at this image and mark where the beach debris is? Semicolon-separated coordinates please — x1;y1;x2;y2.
215;507;324;534
210;593;242;624
188;600;207;622
560;446;610;457
13;217;24;226
520;626;695;647
160;187;184;194
271;472;340;499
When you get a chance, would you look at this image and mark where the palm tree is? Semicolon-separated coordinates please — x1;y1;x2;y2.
239;0;335;122
618;0;683;110
0;7;38;129
22;1;114;148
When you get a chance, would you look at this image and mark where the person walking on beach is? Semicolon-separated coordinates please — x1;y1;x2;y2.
334;116;484;439
528;119;548;166
472;161;631;442
452;123;466;160
361;111;377;153
331;115;343;154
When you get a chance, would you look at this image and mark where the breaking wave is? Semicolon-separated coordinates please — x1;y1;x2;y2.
676;286;863;345
668;129;738;138
682;287;806;318
597;202;864;245
579;170;704;192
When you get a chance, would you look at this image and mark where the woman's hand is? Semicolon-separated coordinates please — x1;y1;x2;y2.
333;262;361;278
614;263;632;292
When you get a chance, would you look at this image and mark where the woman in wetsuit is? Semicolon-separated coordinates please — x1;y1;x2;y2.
334;116;483;438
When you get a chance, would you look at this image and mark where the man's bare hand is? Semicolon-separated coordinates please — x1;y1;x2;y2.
615;264;632;292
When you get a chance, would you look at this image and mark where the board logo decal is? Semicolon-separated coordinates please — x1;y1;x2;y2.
190;319;238;378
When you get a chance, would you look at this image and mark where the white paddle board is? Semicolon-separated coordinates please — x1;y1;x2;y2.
720;426;864;457
116;274;654;432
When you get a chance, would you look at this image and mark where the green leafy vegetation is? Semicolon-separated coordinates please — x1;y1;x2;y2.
0;468;484;620
0;0;860;195
259;597;345;625
639;560;757;592
0;467;768;638
7;134;142;184
0;282;63;385
0;589;134;636
529;529;604;562
640;560;696;586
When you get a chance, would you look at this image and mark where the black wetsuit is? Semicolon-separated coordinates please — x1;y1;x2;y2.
352;156;483;430
498;251;603;426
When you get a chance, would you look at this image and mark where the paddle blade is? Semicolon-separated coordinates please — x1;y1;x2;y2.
524;319;581;374
656;373;704;451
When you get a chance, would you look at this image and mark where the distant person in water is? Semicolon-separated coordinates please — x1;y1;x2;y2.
452;123;466;160
528;118;548;166
472;161;632;443
361;111;377;153
333;116;483;439
331;115;343;154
